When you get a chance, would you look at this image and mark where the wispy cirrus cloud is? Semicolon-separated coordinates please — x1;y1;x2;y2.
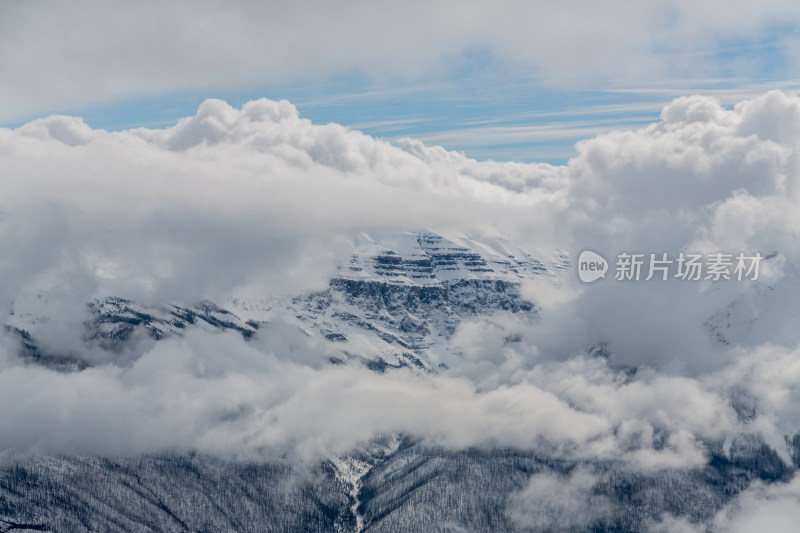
4;1;800;163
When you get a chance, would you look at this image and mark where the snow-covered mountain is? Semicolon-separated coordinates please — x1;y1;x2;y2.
0;432;797;532
242;231;560;371
9;231;563;372
4;231;800;532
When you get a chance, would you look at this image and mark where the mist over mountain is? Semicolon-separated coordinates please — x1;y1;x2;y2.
2;91;800;531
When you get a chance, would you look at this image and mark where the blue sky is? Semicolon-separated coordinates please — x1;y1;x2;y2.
3;1;800;165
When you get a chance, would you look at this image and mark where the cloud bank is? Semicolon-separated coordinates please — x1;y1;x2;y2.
0;90;799;503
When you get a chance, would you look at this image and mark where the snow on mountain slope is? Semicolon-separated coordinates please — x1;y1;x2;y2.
11;230;798;371
6;230;559;371
0;433;797;532
228;231;556;370
340;231;555;285
705;256;800;348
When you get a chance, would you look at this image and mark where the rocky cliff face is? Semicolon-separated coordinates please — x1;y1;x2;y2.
276;231;551;371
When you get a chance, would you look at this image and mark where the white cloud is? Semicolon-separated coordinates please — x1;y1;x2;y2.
711;476;800;532
3;1;800;121
506;468;613;531
0;91;800;490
